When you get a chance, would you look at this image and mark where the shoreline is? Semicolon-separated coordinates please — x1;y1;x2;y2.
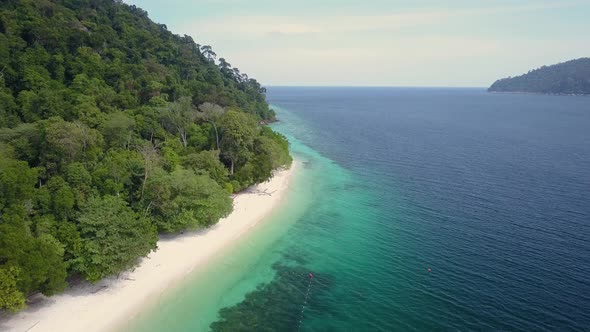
487;90;590;96
0;162;298;332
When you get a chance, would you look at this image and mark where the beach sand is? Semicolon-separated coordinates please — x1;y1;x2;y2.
1;163;297;332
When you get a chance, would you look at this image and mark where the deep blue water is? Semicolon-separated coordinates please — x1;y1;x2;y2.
264;87;590;331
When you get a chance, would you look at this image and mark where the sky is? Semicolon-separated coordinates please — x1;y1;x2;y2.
124;0;590;87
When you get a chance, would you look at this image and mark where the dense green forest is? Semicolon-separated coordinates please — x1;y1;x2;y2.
0;0;291;311
488;58;590;95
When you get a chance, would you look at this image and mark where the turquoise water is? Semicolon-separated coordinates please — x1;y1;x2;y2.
126;108;351;331
130;88;590;331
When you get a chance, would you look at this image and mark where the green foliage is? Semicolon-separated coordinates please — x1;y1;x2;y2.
161;97;198;148
218;111;292;191
54;221;84;272
187;122;212;150
0;150;38;210
64;162;93;203
100;112;136;149
160;139;182;171
43;118;104;169
489;58;590;95
76;195;157;282
0;123;44;164
0;266;26;312
198;102;226;149
0;213;67;297
219;109;257;175
251;127;292;182
0;0;292;309
182;150;228;186
92;149;143;197
144;168;233;233
34;233;69;295
46;176;75;220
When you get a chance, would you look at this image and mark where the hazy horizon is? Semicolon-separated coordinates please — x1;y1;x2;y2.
267;85;488;88
125;0;590;87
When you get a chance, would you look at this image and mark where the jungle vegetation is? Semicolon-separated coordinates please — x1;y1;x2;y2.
0;0;291;311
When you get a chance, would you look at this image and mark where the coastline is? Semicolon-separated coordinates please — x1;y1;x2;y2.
487;90;590;96
0;162;298;332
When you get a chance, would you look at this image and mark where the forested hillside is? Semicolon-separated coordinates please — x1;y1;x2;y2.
488;58;590;95
0;0;291;311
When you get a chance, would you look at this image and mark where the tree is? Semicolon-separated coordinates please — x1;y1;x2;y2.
54;221;84;273
219;110;257;175
0;151;38;211
161;97;198;147
101;112;136;149
187;122;212;150
44;119;83;164
0;123;44;165
137;142;161;200
198;102;225;150
143;168;232;232
43;118;104;167
182;150;229;187
259;126;292;170
219;58;231;71
0;266;26;312
218;58;233;79
0;214;67;297
200;45;217;62
46;176;75;220
76;195;157;282
92;149;144;197
64;162;93;200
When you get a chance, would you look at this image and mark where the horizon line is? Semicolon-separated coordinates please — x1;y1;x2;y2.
264;85;488;89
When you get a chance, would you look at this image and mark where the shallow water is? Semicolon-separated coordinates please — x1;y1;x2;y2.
131;87;590;331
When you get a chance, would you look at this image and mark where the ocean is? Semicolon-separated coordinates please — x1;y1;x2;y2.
129;87;590;331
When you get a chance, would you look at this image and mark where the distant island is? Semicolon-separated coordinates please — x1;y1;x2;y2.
488;58;590;95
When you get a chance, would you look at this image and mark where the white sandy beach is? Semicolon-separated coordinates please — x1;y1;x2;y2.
1;163;297;332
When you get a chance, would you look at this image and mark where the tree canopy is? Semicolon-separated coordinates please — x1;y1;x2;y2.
0;0;291;311
76;195;157;282
488;58;590;95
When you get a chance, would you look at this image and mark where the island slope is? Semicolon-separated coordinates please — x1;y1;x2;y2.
488;58;590;95
0;0;291;313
